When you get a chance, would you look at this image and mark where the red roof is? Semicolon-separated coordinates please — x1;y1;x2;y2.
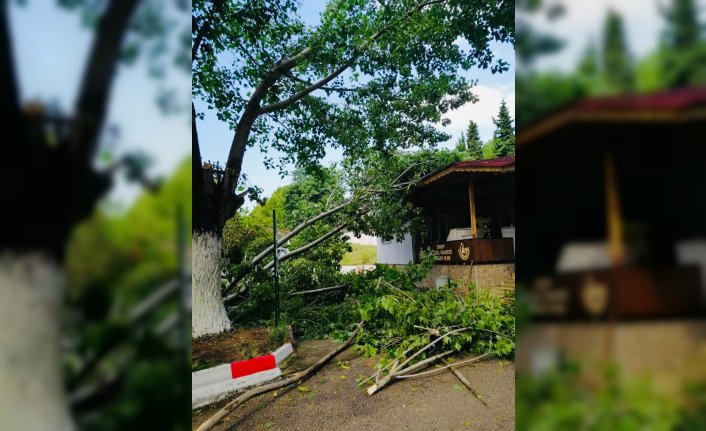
452;156;515;169
517;87;706;146
420;156;515;186
573;87;706;112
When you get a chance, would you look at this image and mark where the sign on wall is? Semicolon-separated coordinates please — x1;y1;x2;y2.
424;238;514;264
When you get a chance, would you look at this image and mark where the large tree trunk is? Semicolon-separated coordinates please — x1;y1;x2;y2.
191;231;231;338
0;252;74;431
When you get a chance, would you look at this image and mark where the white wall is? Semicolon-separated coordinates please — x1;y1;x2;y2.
377;233;414;265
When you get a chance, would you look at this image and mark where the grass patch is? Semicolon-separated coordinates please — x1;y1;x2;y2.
341;244;377;265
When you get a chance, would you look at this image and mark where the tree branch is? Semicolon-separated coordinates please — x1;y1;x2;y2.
284;72;358;92
72;0;140;162
0;0;26;155
260;63;351;114
70;313;183;413
251;199;353;266
70;373;124;413
192;18;209;63
69;279;179;389
396;352;493;379
366;350;454;396
222;0;446;216
289;284;347;296
259;0;446;114
222;200;353;296
442;358;488;406
262;222;346;270
192;103;202;170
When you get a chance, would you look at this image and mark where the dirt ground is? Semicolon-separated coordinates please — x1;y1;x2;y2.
193;339;515;431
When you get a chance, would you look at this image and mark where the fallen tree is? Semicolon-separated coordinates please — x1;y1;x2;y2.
364;327;495;396
200;251;514;428
192;0;513;337
230;248;516;367
333;258;515;397
221;148;474;307
195;322;363;431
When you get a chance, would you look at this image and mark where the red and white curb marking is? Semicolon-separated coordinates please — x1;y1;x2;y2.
192;343;293;409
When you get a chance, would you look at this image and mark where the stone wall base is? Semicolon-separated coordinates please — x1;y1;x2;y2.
392;263;515;296
517;320;706;396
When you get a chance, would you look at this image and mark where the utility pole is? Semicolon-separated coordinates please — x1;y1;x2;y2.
273;210;280;327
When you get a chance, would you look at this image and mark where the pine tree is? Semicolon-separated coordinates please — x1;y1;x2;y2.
602;10;633;92
464;121;484;160
492;100;515;157
576;41;602;91
660;0;706;88
662;0;699;50
455;132;467;153
577;41;599;77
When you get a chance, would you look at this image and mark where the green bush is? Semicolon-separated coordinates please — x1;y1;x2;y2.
516;361;706;431
231;251;515;377
333;258;515;372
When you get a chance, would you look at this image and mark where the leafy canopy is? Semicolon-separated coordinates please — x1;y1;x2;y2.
193;0;514;174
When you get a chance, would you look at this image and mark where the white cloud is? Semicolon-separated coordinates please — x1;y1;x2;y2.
525;0;699;73
440;84;515;146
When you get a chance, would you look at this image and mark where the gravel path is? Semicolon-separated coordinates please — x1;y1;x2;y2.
193;339;514;431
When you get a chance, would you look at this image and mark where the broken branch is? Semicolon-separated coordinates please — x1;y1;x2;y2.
289;284;347;296
443;358;488;407
396;352;492;379
262;222;346;270
366;350;453;396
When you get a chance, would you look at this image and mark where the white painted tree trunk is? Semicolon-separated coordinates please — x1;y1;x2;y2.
0;252;75;431
192;231;231;338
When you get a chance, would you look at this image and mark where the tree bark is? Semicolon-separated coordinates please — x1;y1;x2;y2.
0;0;139;428
0;1;26;157
0;252;74;431
192;231;232;338
72;0;140;161
200;0;446;239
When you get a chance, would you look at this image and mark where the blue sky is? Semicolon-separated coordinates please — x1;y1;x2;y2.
523;0;706;73
9;2;191;207
195;1;515;204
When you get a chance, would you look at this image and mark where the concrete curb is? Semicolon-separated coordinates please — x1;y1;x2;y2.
192;368;282;409
272;343;294;365
192;343;294;409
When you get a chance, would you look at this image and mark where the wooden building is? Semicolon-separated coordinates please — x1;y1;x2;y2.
515;88;706;388
377;156;515;291
517;87;706;321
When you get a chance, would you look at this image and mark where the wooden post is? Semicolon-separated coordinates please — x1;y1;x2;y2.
604;151;625;266
468;181;477;239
